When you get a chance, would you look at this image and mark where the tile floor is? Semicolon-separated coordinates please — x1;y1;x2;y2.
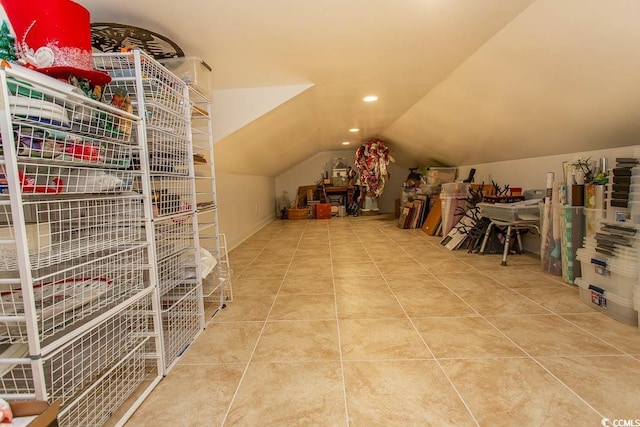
126;215;640;426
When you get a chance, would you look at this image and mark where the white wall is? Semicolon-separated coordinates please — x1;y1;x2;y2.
457;144;640;252
215;172;276;250
275;151;356;205
377;162;408;213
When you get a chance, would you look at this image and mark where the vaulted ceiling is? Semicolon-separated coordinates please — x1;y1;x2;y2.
79;0;640;176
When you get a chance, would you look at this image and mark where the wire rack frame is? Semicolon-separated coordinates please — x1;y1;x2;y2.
160;284;201;371
202;234;233;304
0;197;144;271
189;122;211;152
154;214;196;262
57;336;151;427
4;70;137;145
0;247;149;345
9;121;135;169
156;248;198;297
93;51;189;116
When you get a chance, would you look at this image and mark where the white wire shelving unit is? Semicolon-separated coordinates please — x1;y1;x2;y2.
0;64;164;427
189;87;232;318
93;51;206;378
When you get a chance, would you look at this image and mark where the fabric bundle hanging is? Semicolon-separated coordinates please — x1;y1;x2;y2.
354;138;394;198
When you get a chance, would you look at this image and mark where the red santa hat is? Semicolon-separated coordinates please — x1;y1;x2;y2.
0;0;111;86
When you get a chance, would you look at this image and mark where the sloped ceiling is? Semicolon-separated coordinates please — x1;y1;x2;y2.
78;0;640;176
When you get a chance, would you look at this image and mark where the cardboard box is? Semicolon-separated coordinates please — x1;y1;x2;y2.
316;203;332;219
5;400;61;427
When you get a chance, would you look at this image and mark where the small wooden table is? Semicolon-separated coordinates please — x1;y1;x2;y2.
320;186;354;206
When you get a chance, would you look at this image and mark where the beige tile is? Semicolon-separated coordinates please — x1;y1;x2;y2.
562;313;640;354
332;261;380;277
383;273;445;292
127;363;245;426
486;269;564;288
515;285;597;314
395;287;477;318
331;251;372;262
488;315;623;356
279;275;334;295
251;250;295;265
231;277;282;296
538;355;640;420
375;259;427;275
344;360;476;426
336;291;407;319
180;322;263;364
455;288;550;316
441;358;602;426
289;257;331;268
294;246;330;257
412;252;457;264
292;251;330;262
225;362;346;426
424;259;478;275
334;275;389;292
252;320;340;362
212;295;275;322
268;294;336;321
434;272;507;292
413;317;525;359
286;262;334;277
236;263;289;279
339;318;432;360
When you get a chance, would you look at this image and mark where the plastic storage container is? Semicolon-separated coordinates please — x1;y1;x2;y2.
426;167;457;185
575;277;638;326
441;182;468;197
477;201;540;221
160;57;213;96
575;247;637;299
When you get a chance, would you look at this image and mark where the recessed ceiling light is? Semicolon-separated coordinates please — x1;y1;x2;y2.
363;95;378;102
342;141;350;145
349;128;359;133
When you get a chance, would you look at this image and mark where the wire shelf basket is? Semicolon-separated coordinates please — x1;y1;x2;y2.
146;127;191;175
1;163;138;195
0;197;144;271
93;51;189;115
58;338;150;427
10;121;134;169
0;247;148;343
148;176;194;219
0;344;33;396
5;72;136;145
154;214;195;261
161;284;201;369
156;248;198;297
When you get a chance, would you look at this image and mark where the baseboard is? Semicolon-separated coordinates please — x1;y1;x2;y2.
226;214;276;251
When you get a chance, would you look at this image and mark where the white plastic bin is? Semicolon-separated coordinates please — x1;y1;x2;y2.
575;278;638;326
575;248;637;299
159;56;213;96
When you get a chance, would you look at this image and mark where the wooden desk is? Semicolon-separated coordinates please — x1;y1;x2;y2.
319;186;354;205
